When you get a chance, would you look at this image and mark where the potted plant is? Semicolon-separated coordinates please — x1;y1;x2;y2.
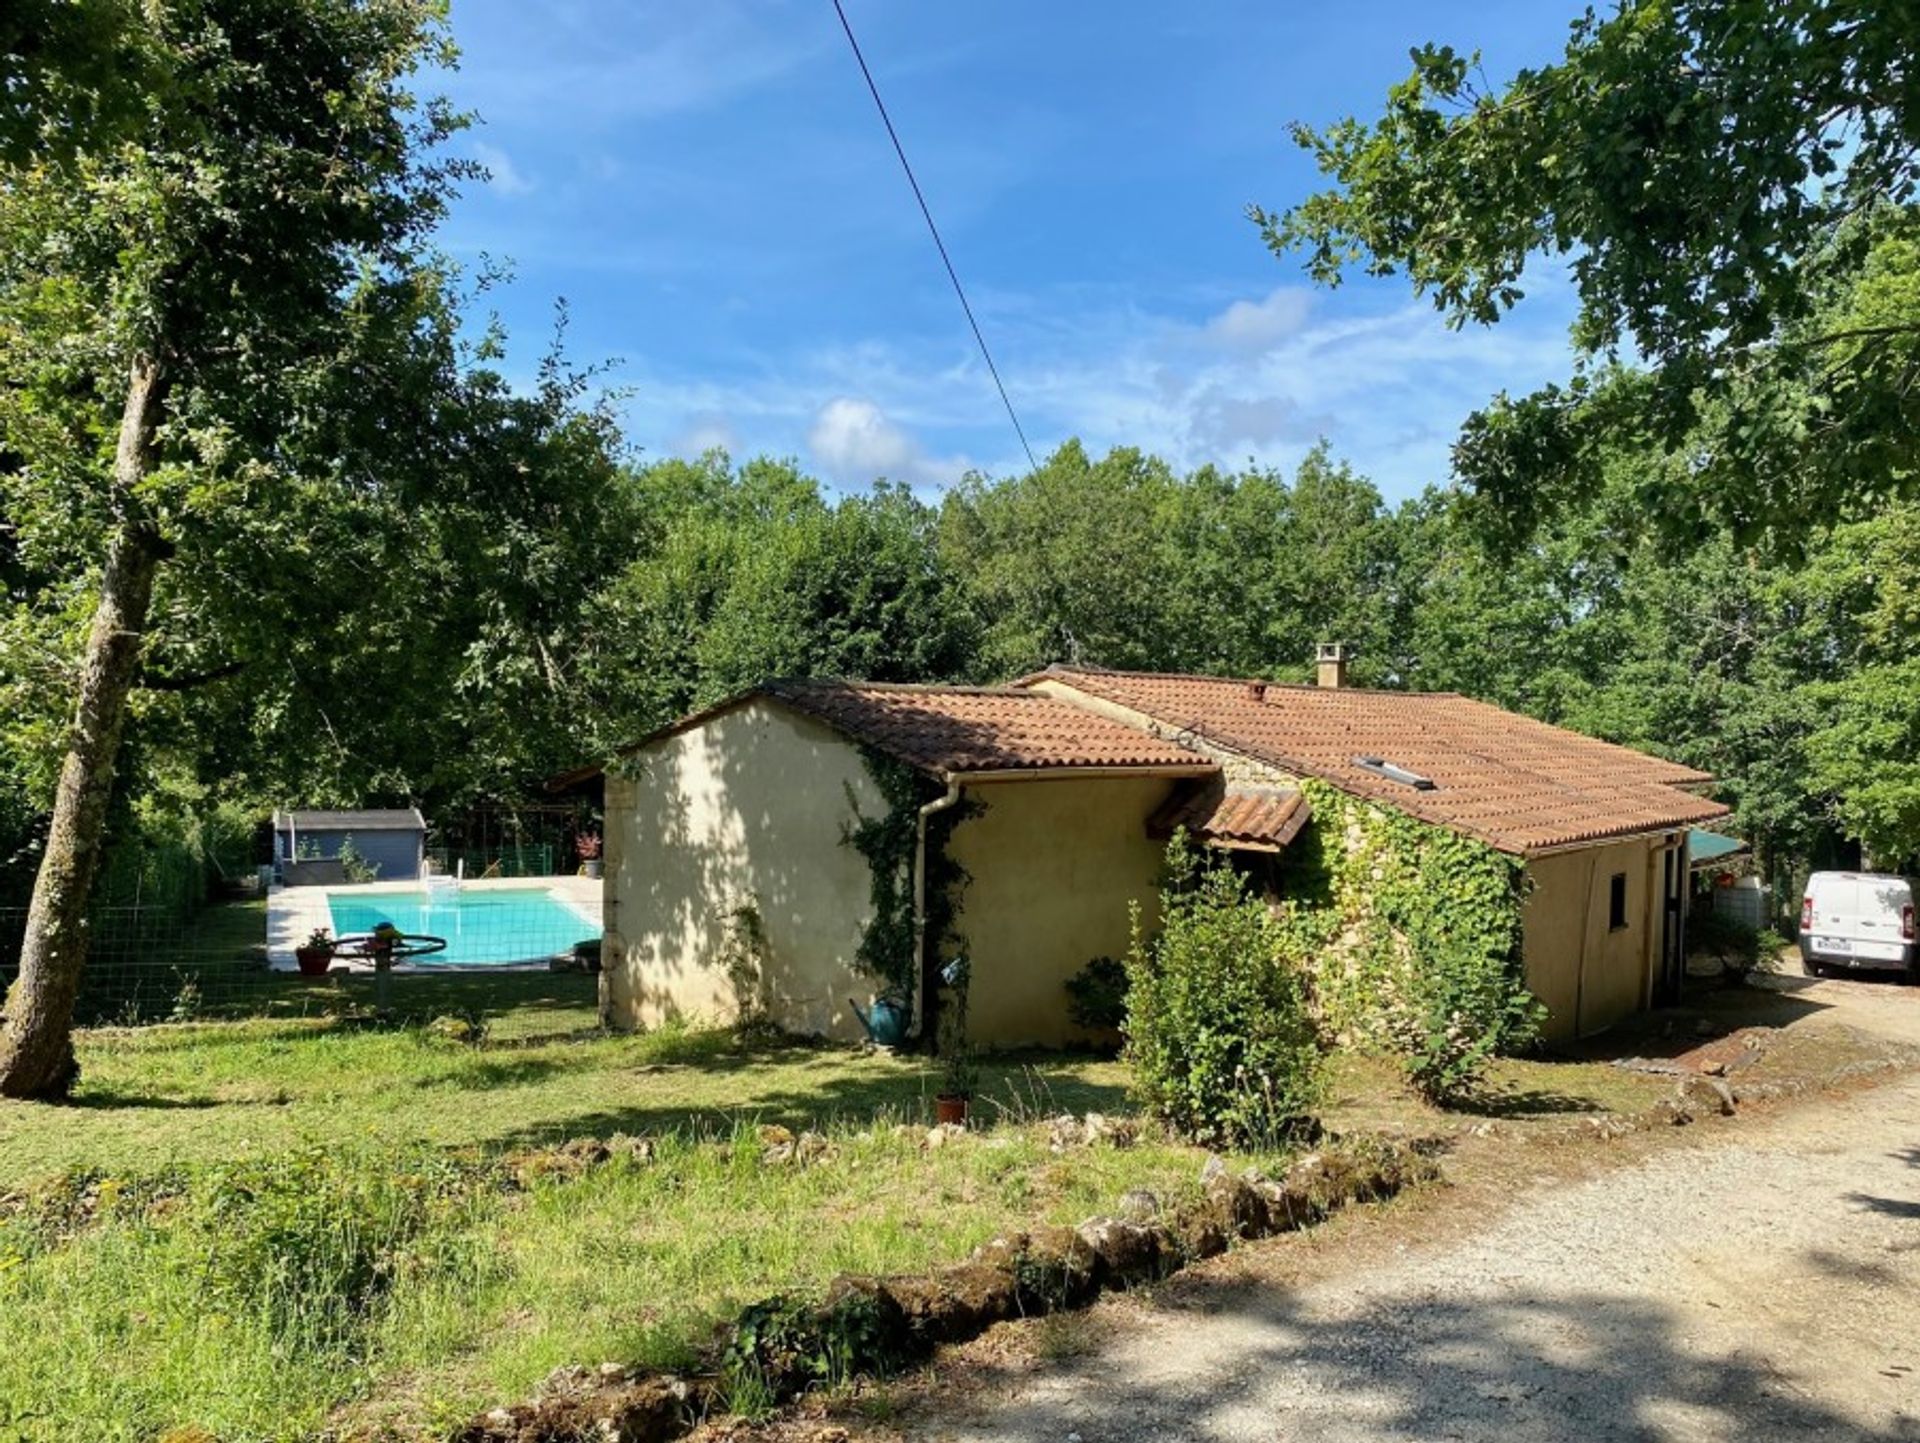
294;927;335;977
575;831;603;879
934;956;976;1126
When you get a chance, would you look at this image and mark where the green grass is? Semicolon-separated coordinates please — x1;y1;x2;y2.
0;956;1677;1443
0;1033;1222;1443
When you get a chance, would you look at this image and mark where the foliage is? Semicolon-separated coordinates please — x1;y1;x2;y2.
195;1146;489;1352
1124;835;1322;1145
842;749;974;1007
1271;782;1539;1104
0;1016;1279;1442
1687;908;1762;970
1063;956;1128;1035
936;957;978;1099
336;836;380;885
1268;2;1920;545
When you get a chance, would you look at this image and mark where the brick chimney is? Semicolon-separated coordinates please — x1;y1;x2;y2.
1315;641;1348;689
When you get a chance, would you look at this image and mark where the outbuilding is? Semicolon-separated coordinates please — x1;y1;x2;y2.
272;807;428;886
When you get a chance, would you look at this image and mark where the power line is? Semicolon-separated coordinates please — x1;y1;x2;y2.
829;0;1039;474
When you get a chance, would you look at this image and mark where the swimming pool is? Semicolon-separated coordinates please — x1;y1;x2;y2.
325;886;600;967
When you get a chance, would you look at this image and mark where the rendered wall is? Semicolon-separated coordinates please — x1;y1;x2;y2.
949;775;1178;1049
1523;834;1668;1040
601;699;885;1040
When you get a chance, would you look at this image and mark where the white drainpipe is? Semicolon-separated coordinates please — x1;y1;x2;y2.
911;775;964;1040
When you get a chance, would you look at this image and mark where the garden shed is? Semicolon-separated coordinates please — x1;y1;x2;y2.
272;807;427;886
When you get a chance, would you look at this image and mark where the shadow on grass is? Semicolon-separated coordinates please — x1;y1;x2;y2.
477;1051;1132;1151
1451;1087;1607;1119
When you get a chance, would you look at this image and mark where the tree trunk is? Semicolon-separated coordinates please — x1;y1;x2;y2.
0;352;169;1099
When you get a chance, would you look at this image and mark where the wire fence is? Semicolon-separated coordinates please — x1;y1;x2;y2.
0;876;606;1028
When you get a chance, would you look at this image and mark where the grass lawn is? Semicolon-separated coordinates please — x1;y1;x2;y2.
0;975;1674;1443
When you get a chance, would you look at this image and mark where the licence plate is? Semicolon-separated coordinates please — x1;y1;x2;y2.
1814;936;1853;954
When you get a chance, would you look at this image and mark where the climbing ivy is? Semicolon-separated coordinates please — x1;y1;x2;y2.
841;748;976;1007
1271;780;1542;1101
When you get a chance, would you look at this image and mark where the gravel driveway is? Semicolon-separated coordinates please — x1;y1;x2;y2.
912;1061;1920;1442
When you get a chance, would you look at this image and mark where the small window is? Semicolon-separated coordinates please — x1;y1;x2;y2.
1608;872;1629;931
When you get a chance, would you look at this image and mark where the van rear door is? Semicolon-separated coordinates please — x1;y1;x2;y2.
1809;874;1913;963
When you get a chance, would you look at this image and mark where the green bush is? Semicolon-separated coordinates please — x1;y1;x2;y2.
1686;907;1762;968
1377;930;1545;1106
1124;836;1322;1145
1063;955;1127;1033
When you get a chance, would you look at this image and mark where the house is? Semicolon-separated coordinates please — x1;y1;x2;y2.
272;808;427;886
1018;656;1729;1040
592;656;1727;1047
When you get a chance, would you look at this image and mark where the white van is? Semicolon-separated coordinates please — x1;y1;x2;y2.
1800;872;1917;979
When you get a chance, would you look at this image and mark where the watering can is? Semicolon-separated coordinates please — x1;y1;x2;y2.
849;993;909;1047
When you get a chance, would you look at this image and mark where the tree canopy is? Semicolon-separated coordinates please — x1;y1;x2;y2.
1265;0;1920;547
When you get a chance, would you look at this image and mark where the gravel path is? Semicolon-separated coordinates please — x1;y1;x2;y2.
913;1066;1920;1443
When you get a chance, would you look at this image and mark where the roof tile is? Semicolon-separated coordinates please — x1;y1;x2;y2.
763;680;1213;775
1028;667;1727;855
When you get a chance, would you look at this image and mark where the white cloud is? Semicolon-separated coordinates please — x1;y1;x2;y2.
472;142;533;197
1201;287;1315;351
806;397;969;489
606;270;1580;502
673;412;740;457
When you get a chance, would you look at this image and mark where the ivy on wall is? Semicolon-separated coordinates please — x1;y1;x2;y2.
841;748;977;1007
1271;779;1536;1057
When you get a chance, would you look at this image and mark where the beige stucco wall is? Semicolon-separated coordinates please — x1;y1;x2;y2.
601;698;886;1041
948;775;1180;1049
1523;833;1678;1040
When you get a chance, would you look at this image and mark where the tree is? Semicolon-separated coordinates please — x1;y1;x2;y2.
0;0;468;1097
1266;1;1920;546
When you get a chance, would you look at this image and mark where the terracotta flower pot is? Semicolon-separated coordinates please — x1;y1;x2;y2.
294;946;333;977
934;1094;970;1127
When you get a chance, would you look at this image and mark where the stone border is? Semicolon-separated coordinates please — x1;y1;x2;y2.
452;1138;1434;1443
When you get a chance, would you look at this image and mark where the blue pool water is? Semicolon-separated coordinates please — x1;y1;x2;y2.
326;887;600;966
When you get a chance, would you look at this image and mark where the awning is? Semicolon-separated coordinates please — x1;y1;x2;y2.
1688;828;1749;870
1149;777;1310;853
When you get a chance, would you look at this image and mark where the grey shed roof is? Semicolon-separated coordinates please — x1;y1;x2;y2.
272;808;426;832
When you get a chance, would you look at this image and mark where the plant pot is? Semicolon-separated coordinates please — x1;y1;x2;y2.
294;947;334;977
580;860;603;879
934;1093;970;1127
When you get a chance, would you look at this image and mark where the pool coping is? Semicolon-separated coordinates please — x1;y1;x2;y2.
265;874;604;973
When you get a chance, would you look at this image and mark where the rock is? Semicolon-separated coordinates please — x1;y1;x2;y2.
794;1130;830;1164
1116;1187;1161;1223
1202;1172;1267;1239
886;1262;1019;1343
758;1124;795;1148
607;1134;654;1165
1075;1216;1166;1286
1677;1074;1737;1117
1047;1113;1085;1151
762;1142;795;1165
924;1122;966;1149
1199;1153;1228;1185
1014;1225;1100;1310
427;1014;481;1043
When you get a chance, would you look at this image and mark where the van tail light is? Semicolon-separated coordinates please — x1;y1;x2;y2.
1904;903;1916;943
1801;895;1814;931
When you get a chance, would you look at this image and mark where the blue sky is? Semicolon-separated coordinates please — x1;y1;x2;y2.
434;2;1588;503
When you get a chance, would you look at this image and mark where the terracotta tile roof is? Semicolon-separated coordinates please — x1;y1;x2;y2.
1024;666;1728;856
1148;777;1311;851
761;680;1215;776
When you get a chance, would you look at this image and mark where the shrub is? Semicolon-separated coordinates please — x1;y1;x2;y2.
1687;907;1762;970
1378;930;1545;1106
1063;955;1127;1034
1124;836;1322;1145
